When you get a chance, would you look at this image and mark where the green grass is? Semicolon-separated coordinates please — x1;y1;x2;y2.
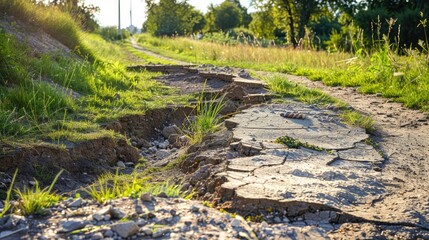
135;33;429;112
0;0;85;54
264;74;347;107
276;136;326;152
340;111;376;133
14;170;63;215
86;166;193;203
186;84;226;144
0;170;17;218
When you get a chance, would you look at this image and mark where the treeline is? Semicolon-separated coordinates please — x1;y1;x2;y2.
143;0;429;52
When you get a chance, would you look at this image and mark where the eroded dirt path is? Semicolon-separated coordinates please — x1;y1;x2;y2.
130;37;192;65
127;43;429;238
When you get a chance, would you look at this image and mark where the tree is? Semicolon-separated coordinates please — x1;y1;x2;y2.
253;0;355;47
205;0;244;32
41;0;99;31
144;0;204;36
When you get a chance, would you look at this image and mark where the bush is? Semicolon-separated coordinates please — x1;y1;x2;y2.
97;26;131;41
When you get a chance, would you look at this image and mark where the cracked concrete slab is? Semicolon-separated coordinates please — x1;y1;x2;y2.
221;103;387;217
227;104;369;150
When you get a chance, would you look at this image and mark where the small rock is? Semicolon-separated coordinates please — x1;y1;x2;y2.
190;205;200;213
58;220;86;233
125;162;134;167
91;232;103;240
162;125;181;139
273;216;282;223
110;208;126;219
231;219;241;228
260;221;269;228
239;231;251;239
117;161;126;168
137;219;146;227
111;221;139;238
140;227;152;236
157;192;168;198
156;149;172;160
104;215;111;221
68;198;83;208
104;229;114;237
158;140;169;149
92;214;103;222
148;146;157;154
140;193;152;202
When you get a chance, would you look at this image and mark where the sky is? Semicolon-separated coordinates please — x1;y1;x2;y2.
84;0;252;28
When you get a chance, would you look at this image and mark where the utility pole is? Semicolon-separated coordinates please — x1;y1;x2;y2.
130;0;133;27
118;0;122;37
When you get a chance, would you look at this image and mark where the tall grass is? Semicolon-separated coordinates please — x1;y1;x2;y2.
265;74;347;107
187;84;226;144
0;0;81;51
0;170;17;218
86;167;192;203
15;170;63;215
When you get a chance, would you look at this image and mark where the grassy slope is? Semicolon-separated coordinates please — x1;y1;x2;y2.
0;1;188;144
136;33;429;112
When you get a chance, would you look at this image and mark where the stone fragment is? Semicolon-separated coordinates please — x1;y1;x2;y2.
140;193;152;202
231;219;241;228
156;149;172;160
158;140;170;149
140;227;152;236
162;125;181;139
68;198;83;208
190;205;200;213
110;207;126;219
117;161;126;168
148;146;157;154
58;220;86;233
103;229;114;237
111;221;139;238
91;232;103;240
92;214;103;222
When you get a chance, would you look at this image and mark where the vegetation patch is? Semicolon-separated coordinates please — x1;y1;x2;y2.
340;111;376;133
276;136;325;152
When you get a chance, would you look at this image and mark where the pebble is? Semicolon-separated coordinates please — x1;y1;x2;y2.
58;220;86;233
68;198;83;208
230;218;241;228
117;161;126;168
140;192;152;202
111;221;139;238
91;232;103;240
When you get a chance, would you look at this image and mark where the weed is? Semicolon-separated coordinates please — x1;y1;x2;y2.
276;136;325;151
186;83;226;144
340;111;376;133
15;170;63;215
202;201;214;208
265;74;346;107
85;167;148;203
0;169;18;218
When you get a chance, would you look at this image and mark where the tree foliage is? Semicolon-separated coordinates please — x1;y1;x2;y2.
36;0;99;31
144;0;205;36
205;0;252;32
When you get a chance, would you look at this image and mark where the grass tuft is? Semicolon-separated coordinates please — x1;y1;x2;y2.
15;170;63;215
340;111;376;133
0;169;18;218
186;84;226;144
